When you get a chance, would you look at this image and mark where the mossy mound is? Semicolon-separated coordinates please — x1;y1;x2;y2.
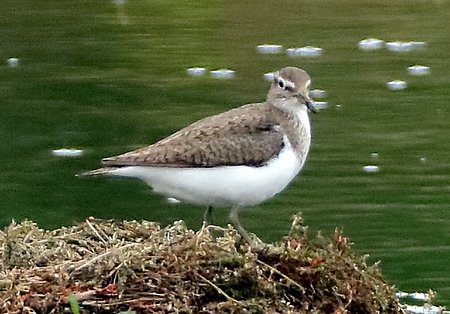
0;215;401;313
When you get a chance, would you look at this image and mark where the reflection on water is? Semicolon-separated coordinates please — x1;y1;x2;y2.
1;0;450;307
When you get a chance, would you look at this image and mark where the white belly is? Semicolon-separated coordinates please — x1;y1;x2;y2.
110;144;303;208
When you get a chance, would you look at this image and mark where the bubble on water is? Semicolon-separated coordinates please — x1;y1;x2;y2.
298;46;323;56
371;152;379;159
386;41;414;52
363;165;379;173
358;38;384;50
52;148;83;157
420;157;427;163
407;65;430;76
402;304;441;314
310;89;327;99
410;41;427;49
396;290;434;303
210;69;235;79
186;67;207;77
263;72;275;82
287;46;323;57
256;44;283;54
386;41;426;52
314;101;329;110
386;80;407;90
7;57;19;67
167;197;181;204
409;292;429;301
286;48;297;57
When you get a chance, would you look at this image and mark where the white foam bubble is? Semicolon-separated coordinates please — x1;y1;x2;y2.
402;304;441;314
386;41;414;52
263;72;275;82
286;48;297;57
408;65;430;76
210;69;235;79
386;80;407;90
363;165;379;173
310;89;327;99
358;38;384;50
297;46;323;56
314;101;329;109
7;57;19;67
167;197;181;204
186;67;207;77
287;46;323;57
52;148;83;157
257;44;283;54
410;41;427;49
386;41;426;52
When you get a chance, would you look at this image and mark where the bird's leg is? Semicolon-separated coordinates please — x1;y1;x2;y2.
203;206;213;226
228;207;254;245
201;206;217;240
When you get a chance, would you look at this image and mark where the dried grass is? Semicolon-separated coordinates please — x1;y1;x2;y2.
0;215;403;313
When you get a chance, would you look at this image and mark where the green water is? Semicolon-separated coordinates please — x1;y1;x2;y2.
1;0;450;307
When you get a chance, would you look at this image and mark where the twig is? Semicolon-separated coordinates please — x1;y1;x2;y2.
95;295;167;306
256;259;305;293
197;273;242;305
85;219;107;244
63;290;98;303
72;243;138;273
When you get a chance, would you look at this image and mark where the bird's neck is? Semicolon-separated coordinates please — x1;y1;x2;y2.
270;98;312;161
271;97;311;132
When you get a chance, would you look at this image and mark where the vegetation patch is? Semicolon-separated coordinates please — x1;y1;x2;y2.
0;215;402;313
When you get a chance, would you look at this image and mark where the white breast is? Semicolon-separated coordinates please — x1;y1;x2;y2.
280;97;312;169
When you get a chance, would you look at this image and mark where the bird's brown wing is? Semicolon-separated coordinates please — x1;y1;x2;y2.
101;103;286;168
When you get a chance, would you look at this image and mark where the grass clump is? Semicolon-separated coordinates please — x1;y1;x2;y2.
0;215;402;313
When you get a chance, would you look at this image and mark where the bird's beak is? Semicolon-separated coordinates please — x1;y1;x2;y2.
298;92;319;113
306;99;319;113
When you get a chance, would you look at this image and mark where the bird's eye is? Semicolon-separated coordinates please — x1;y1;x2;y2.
277;77;295;92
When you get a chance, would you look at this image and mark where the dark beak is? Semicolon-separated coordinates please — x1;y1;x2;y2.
306;100;319;113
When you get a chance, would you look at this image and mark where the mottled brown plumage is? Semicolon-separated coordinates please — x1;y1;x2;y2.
102;103;299;168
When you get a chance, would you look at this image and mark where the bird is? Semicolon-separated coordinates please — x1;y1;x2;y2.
80;66;318;245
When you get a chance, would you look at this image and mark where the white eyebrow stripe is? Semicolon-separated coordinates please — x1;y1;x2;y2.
284;80;295;89
284;79;295;89
286;80;295;89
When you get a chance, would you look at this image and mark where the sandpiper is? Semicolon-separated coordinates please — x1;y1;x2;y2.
81;66;318;244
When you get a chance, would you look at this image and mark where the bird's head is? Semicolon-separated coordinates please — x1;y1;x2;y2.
267;66;318;113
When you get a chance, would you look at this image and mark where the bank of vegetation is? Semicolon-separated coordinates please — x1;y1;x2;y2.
0;216;402;313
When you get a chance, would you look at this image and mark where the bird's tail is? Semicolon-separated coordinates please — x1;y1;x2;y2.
77;167;119;177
